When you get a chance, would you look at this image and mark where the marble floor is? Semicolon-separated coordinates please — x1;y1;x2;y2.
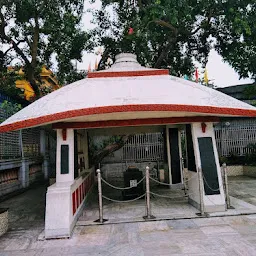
78;185;200;225
0;176;255;255
78;177;256;225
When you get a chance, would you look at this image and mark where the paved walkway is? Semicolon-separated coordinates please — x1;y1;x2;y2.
0;176;255;255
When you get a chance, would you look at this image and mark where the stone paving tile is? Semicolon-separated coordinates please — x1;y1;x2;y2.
199;225;239;236
167;219;198;229
192;217;226;227
1;178;256;255
138;220;169;232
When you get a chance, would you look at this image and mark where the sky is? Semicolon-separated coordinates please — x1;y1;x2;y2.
78;1;253;88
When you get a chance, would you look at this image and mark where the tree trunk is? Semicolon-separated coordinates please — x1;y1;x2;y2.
26;66;41;98
92;134;133;165
154;37;177;68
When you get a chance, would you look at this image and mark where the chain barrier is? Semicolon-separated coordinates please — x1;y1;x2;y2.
201;172;224;192
96;164;232;223
149;173;198;186
102;193;146;203
101;176;145;190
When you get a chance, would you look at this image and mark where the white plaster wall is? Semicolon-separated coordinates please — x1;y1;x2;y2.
45;167;95;239
188;122;226;212
45;183;72;238
56;129;74;183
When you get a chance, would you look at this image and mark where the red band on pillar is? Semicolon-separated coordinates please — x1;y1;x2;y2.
201;122;207;133
62;129;67;140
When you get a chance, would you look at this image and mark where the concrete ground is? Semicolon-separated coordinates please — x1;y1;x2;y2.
0;176;255;255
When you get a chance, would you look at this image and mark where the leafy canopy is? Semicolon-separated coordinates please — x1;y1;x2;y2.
90;0;256;79
0;0;90;98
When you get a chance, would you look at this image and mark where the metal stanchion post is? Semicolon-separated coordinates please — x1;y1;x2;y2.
143;166;155;220
180;157;187;195
196;167;205;216
221;163;227;210
223;163;231;209
94;169;107;223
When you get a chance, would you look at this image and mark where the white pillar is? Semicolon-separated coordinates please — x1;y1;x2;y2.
20;158;29;188
19;130;29;188
187;122;226;213
40;129;49;180
56;129;75;183
45;128;75;239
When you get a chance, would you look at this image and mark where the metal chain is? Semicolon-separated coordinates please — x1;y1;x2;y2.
149;177;172;186
102;193;146;203
150;190;199;199
201;173;222;192
101;176;145;190
149;173;198;186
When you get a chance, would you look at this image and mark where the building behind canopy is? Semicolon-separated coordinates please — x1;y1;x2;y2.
1;53;256;239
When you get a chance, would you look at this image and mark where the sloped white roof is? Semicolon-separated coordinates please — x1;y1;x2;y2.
0;53;256;132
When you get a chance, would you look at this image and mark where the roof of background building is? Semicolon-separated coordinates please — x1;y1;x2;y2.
216;83;256;101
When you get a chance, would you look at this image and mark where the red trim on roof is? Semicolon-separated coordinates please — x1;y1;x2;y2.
87;69;169;78
52;116;221;129
0;104;256;133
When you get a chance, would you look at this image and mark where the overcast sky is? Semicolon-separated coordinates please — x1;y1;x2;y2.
78;1;253;88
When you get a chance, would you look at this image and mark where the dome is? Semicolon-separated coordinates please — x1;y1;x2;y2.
1;53;256;132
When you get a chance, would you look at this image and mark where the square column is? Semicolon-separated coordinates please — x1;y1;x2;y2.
40;129;49;180
56;129;75;183
187;122;226;213
45;128;75;238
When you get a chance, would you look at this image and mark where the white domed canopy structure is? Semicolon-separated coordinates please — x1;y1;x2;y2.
2;53;255;239
0;53;255;132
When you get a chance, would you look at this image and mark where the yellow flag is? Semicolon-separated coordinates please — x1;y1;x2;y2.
204;69;208;85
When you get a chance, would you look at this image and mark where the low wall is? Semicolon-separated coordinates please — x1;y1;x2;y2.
226;165;244;176
71;168;95;217
0;157;44;199
45;167;95;239
243;166;256;178
226;165;256;178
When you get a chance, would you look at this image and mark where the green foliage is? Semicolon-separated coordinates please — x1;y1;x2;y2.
0;0;90;98
242;84;256;106
245;143;256;165
0;100;22;123
0;69;22;98
219;143;256;166
90;0;256;79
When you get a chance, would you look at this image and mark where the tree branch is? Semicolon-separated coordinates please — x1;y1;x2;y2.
154;36;178;68
147;19;178;34
2;47;13;57
190;10;213;35
97;48;109;71
92;135;133;165
0;12;30;66
31;13;40;68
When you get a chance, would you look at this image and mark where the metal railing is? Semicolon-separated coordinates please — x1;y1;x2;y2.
94;163;232;223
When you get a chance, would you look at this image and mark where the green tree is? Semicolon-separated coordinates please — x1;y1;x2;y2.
90;0;256;79
0;0;90;98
